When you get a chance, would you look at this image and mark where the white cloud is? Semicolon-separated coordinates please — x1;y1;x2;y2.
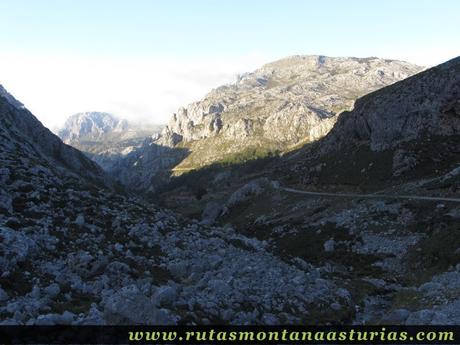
1;49;456;133
0;52;273;131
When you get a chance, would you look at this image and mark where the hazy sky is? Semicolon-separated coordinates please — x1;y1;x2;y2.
0;0;459;130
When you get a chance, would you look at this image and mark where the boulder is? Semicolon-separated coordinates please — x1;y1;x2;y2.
103;285;176;325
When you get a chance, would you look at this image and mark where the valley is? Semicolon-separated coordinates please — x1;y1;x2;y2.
1;54;459;326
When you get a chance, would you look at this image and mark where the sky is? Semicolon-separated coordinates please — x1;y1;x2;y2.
0;0;459;130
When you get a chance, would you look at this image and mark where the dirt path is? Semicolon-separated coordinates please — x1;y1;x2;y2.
280;187;460;203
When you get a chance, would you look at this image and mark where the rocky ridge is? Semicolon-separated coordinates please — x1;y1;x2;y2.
279;56;460;186
0;86;107;185
320;56;460;153
166;56;422;149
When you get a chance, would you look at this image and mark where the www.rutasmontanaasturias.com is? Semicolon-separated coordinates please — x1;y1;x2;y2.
127;327;455;343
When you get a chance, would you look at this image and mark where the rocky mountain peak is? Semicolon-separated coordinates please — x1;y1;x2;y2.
162;55;423;152
59;112;129;144
112;55;423;191
58;112;163;172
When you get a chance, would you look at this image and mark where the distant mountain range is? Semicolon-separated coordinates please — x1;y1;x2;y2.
89;55;423;191
58;112;163;171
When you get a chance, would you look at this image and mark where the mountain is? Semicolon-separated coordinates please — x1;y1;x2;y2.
59;112;129;143
165;55;423;166
58;112;163;170
113;55;423;191
0;85;353;325
162;56;460;325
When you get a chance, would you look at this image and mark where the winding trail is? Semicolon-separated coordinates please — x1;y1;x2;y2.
280;187;460;203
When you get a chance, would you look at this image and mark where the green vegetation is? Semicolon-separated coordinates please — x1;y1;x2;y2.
217;146;280;166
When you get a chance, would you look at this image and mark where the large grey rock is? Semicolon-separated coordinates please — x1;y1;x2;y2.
33;311;75;325
103;285;176;324
323;239;335;252
392;149;418;176
381;309;411;324
0;227;37;273
0;287;8;302
201;202;223;225
225;178;268;209
153;286;178;307
43;283;61;299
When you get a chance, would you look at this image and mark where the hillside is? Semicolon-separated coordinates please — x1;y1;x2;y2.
280;56;460;188
0;86;107;185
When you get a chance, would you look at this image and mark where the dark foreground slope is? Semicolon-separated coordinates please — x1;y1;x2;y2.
0;86;110;186
0;86;353;325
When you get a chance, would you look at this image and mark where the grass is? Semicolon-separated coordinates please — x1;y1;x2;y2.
390;289;425;312
217;147;279;166
403;216;460;285
52;291;97;314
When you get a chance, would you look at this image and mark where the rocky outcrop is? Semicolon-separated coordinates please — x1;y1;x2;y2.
278;56;460;186
0;85;25;109
320;56;460;153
